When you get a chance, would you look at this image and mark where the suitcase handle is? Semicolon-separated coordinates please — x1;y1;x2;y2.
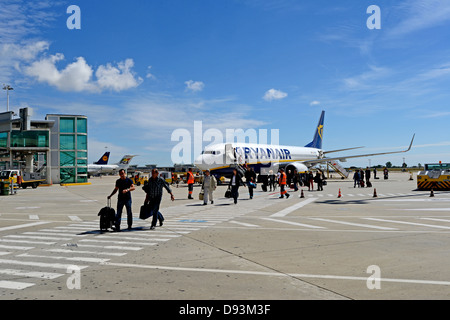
107;197;112;208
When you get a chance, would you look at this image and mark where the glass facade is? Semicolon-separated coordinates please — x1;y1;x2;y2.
10;131;49;148
0;132;7;148
56;116;88;184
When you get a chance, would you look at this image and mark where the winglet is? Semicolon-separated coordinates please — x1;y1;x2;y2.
406;134;415;152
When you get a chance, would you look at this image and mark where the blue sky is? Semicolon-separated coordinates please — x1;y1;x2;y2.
1;0;450;168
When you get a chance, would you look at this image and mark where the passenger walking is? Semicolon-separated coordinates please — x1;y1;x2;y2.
229;169;244;204
268;170;276;191
359;169;365;187
307;171;314;191
353;170;360;188
314;171;323;191
365;167;371;186
143;169;175;230
293;170;299;191
201;170;217;205
278;168;290;199
187;168;195;199
107;169;135;232
244;167;257;199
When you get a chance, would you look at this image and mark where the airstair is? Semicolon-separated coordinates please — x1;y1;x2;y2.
327;161;349;179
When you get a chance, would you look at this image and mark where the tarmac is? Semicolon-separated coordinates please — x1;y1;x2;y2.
0;171;449;301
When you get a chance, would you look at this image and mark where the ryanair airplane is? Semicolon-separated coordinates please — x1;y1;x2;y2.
195;111;415;176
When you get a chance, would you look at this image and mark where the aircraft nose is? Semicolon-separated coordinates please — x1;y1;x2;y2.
194;154;206;169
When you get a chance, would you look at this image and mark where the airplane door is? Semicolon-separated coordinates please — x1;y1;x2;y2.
224;144;235;165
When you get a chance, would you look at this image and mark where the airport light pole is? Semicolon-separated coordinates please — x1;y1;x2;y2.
2;84;14;112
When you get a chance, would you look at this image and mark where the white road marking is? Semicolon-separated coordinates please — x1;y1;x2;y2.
309;218;398;230
229;221;260;228
17;253;110;264
0;268;63;279
47;249;127;257
0;221;50;232
270;198;317;217
364;218;450;230
101;262;450;286
262;218;325;229
0;259;88;270
0;280;35;290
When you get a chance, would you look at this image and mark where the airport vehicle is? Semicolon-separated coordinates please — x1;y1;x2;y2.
0;169;45;189
129;171;149;186
88;155;136;177
159;171;173;184
417;162;450;190
195;111;415;179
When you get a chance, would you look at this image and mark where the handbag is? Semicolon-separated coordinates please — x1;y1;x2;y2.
225;187;232;198
199;190;204;201
139;203;152;220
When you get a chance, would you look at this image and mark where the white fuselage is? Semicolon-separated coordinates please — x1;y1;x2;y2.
195;143;321;173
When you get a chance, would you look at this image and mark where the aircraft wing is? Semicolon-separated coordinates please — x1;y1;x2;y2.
304;134;415;166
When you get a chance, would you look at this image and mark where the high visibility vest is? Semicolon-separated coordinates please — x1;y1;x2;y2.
279;172;287;185
187;172;194;184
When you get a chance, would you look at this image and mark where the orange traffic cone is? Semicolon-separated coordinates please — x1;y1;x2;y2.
300;189;305;198
373;188;378;198
338;188;342;198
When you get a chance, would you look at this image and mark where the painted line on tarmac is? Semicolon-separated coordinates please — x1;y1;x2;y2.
364;218;450;230
101;262;450;287
0;280;35;290
308;218;398;230
262;217;325;229
270;198;317;217
229;221;260;228
0;221;50;233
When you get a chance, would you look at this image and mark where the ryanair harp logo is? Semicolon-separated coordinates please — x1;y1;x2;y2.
317;125;324;139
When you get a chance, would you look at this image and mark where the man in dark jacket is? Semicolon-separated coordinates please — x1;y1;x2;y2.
244;167;257;199
143;169;174;230
228;169;245;204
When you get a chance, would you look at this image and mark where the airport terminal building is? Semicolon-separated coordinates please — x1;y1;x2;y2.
0;109;88;185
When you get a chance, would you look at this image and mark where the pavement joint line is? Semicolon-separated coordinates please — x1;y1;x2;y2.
100;262;450;286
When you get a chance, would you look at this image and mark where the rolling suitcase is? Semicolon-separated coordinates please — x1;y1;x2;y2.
98;199;116;231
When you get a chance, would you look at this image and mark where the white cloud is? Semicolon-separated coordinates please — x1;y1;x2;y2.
263;88;288;101
24;54;143;93
389;0;450;38
96;59;143;92
185;80;205;92
146;66;156;79
310;100;320;106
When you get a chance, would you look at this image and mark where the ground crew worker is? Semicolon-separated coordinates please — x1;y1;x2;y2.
187;168;195;199
278;168;290;199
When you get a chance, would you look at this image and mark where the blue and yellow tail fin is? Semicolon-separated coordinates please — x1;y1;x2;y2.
94;152;110;165
305;111;325;149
